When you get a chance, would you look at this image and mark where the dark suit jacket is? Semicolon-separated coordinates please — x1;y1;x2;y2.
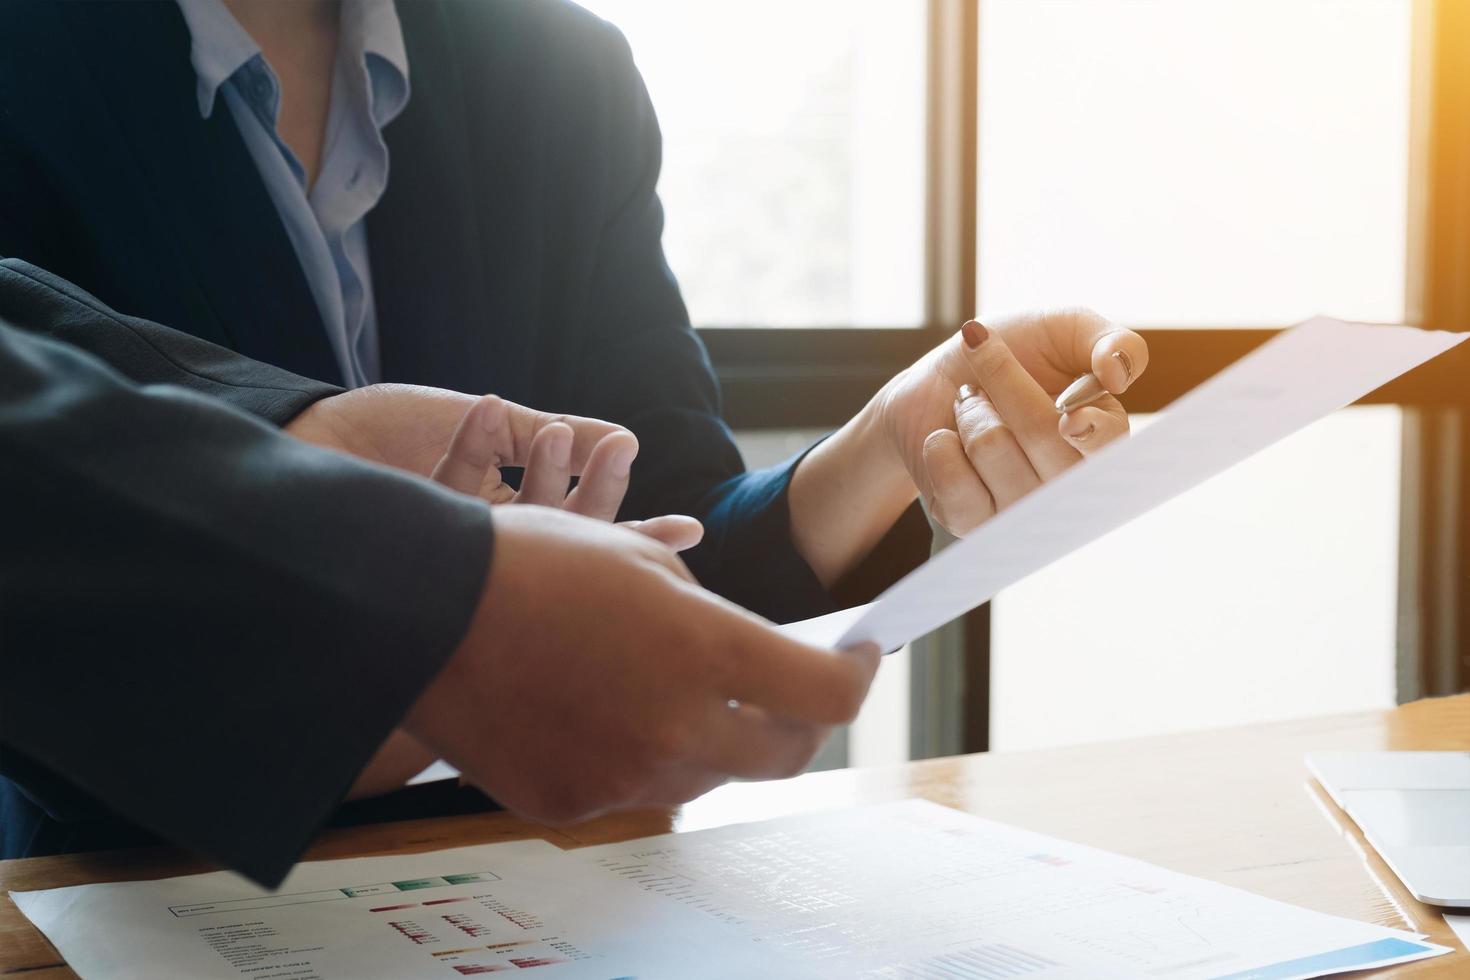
0;259;494;886
0;0;837;622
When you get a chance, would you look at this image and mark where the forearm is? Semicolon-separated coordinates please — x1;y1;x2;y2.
787;398;918;589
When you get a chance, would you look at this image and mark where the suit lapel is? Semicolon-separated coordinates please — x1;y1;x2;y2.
370;0;541;404
63;1;342;385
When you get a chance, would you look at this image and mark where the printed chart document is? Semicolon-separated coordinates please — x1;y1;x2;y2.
576;800;1451;979
15;802;1450;979
778;318;1467;652
9;839;779;980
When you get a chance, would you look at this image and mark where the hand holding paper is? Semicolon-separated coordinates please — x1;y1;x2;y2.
874;308;1147;537
783;318;1467;653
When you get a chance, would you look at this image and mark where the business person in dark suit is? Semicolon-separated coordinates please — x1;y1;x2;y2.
0;0;1151;615
0;258;878;885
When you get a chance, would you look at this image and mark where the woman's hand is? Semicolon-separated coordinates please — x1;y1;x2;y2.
875;308;1149;535
285;383;703;551
284;382;623;488
790;307;1148;585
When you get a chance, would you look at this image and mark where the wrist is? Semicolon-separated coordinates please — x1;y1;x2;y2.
789;392;919;587
852;381;922;504
282;397;322;435
282;393;344;446
400;550;500;764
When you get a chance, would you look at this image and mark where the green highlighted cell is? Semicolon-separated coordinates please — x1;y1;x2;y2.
392;878;444;891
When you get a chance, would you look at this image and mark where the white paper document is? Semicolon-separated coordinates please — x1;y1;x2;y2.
9;838;776;980
575;800;1451;979
779;318;1466;652
16;801;1450;979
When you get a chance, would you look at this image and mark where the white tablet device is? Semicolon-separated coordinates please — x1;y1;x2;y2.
1307;751;1470;909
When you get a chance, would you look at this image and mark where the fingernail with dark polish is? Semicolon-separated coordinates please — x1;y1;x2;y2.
961;321;988;350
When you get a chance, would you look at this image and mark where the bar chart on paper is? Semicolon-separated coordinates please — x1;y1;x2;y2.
9;840;783;979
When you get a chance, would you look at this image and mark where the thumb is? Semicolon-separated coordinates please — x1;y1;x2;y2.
620;515;705;552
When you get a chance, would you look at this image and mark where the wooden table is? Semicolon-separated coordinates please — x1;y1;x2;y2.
3;695;1467;977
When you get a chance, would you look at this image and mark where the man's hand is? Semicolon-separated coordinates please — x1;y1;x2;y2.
876;308;1150;535
402;506;881;822
337;389;706;802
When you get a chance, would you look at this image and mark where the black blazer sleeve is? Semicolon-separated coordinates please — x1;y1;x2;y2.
0;293;493;886
568;21;836;624
0;258;343;424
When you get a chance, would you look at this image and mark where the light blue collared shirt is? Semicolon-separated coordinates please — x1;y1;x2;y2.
175;0;409;387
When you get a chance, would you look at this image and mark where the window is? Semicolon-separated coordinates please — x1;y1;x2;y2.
977;0;1411;326
990;407;1402;749
579;0;926;327
979;0;1415;747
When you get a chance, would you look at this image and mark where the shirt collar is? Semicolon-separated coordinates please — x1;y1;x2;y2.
345;0;410;128
174;1;409;125
175;0;263;120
